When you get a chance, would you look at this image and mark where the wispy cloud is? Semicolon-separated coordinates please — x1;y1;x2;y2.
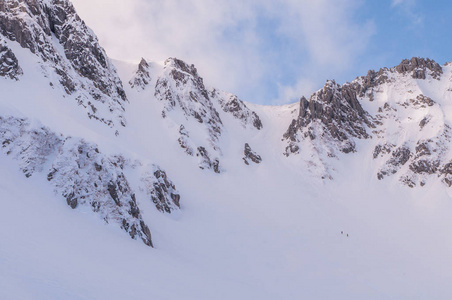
71;0;376;104
391;0;406;7
391;0;423;26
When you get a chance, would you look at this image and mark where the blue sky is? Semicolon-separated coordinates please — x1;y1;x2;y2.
359;0;452;73
71;0;452;105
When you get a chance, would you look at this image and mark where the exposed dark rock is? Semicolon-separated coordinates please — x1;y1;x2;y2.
196;146;220;173
395;57;442;80
400;95;436;110
129;58;151;90
283;80;373;155
0;38;22;80
401;176;416;188
141;165;181;213
416;95;435;107
419;117;430;129
415;141;432;157
155;58;223;151
65;192;78;209
373;143;394;159
0;0;127;127
0;115;154;247
440;162;452;187
243;143;262;165
409;159;439;174
377;146;411;180
211;89;263;130
177;124;194;156
352;68;390;98
390;147;411;166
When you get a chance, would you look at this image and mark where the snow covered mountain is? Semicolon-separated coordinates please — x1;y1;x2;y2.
2;1;452;299
283;57;452;187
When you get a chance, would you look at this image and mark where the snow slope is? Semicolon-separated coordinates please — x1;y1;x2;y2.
2;129;452;299
1;1;452;299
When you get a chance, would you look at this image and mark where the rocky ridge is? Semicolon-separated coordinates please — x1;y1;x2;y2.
283;80;373;156
129;58;151;90
140;164;181;213
130;56;264;173
243;143;262;165
0;36;22;80
0;0;127;128
0;115;182;247
283;57;452;187
154;58;223;171
210;89;263;130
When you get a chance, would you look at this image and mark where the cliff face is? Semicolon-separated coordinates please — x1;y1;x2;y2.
283;57;452;187
0;0;127;127
284;80;373;156
0;0;187;247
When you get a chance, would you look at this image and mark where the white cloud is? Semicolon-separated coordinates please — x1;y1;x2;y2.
71;0;375;104
391;0;406;6
391;0;423;25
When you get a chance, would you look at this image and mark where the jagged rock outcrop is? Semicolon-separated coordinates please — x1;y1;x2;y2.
281;57;449;185
0;37;22;80
243;143;262;165
197;146;220;173
130;57;264;173
284;80;373;155
210;89;263;130
349;57;442;104
155;57;223;150
371;85;452;187
140;165;180;213
376;145;411;180
175;125;220;172
47;138;152;246
0;0;127;127
395;57;442;80
0;116;62;177
177;124;194;156
374;127;452;187
129;58;151;90
0;115;181;247
398;94;435;110
351;68;390;100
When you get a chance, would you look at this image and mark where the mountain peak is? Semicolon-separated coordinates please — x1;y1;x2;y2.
394;57;442;79
164;57;199;78
0;0;127;127
129;57;151;90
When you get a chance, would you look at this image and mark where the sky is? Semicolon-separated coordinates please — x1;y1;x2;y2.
71;0;452;105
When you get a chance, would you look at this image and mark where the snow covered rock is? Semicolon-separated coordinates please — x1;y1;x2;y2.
0;116;62;178
210;89;263;130
363;58;452;188
395;57;442;80
129;58;151;90
243;143;262;165
140;165;180;213
196;146;220;173
155;57;223;151
0;37;22;80
47;138;153;246
376;145;412;180
0;0;127;127
128;57;264;173
0;114;190;247
283;80;373;155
